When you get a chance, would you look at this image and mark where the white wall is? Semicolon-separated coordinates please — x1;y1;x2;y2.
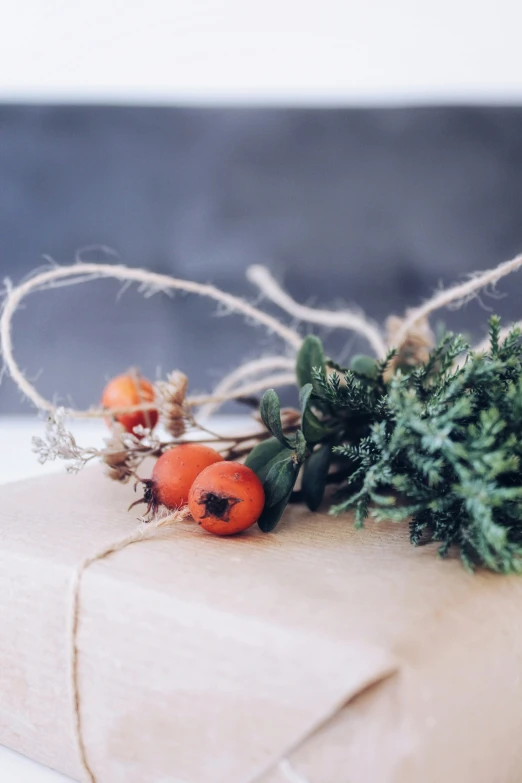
1;0;522;104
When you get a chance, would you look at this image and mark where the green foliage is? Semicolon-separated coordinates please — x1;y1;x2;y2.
264;457;300;507
299;383;333;443
328;317;522;573
349;354;379;379
259;389;293;447
302;444;331;511
257;489;296;533
254;387;311;532
245;437;290;482
296;335;326;390
250;316;522;574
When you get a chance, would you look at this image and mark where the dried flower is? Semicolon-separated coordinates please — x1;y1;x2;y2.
100;425;139;482
154;370;189;437
32;411;163;482
102;424;164;482
32;409;98;473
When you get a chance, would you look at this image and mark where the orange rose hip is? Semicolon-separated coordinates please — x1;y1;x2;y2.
101;373;158;434
188;461;265;536
132;444;224;517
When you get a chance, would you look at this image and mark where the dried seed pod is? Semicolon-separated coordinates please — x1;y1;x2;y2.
154;371;189;438
100;425;139;483
384;312;435;382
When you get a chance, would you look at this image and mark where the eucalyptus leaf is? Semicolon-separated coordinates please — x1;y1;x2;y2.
299;381;333;443
302;408;333;444
299;383;313;417
295;429;307;462
245;437;291;481
296;335;326;389
257;490;293;533
350;354;379;379
264;457;299;508
302;445;331;511
259;389;292;446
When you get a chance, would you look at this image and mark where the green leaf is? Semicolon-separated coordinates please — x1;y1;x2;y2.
245;437;291;481
296;335;325;389
259;389;292;446
302;411;331;444
295;429;307;462
350;354;378;379
257;491;293;533
264;457;299;507
302;445;331;511
325;317;522;573
299;381;333;444
299;383;313;416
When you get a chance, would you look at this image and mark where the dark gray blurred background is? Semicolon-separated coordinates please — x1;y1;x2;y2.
2;104;522;413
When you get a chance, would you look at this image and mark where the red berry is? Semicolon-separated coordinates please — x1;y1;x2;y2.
102;374;158;434
132;444;224;517
188;461;265;536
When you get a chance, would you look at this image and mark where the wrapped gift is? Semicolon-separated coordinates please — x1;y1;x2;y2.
2;464;522;783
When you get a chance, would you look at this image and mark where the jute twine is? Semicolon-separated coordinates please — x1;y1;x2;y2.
70;514;313;783
2;254;522;783
68;510;188;783
3;256;522;422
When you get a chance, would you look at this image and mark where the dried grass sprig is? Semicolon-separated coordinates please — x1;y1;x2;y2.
154;370;189;438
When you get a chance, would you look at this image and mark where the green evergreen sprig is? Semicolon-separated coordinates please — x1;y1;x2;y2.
247;316;522;574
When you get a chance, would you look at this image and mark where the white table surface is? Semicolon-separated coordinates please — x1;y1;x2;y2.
0;414;247;782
